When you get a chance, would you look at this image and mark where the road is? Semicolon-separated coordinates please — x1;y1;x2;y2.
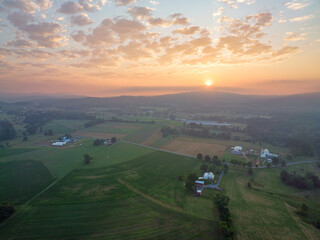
203;170;225;189
121;140;317;169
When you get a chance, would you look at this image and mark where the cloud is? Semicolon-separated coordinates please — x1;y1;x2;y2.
5;39;34;48
284;0;310;10
128;6;153;19
218;0;237;9
2;0;40;13
7;11;35;28
71;13;93;26
35;0;53;10
213;7;224;17
57;1;83;14
20;22;64;48
284;32;306;41
289;15;313;22
172;26;201;35
148;14;190;27
115;0;136;6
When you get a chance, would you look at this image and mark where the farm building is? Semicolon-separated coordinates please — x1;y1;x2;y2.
260;149;278;158
195;180;205;186
203;172;214;180
195;189;202;196
231;145;242;155
104;139;112;146
52;142;66;146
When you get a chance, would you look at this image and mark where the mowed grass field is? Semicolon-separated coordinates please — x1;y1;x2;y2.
0;151;221;239
220;164;320;240
0;141;155;178
0;160;54;205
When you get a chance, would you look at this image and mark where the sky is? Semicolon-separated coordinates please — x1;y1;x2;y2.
0;0;319;97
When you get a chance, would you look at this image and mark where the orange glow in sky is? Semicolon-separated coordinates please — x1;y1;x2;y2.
0;0;319;97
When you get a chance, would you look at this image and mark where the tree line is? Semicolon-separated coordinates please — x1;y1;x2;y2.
280;170;320;189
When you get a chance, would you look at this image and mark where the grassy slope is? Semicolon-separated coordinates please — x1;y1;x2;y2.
0;160;54;205
220;164;320;240
0;151;221;240
0;141;155;178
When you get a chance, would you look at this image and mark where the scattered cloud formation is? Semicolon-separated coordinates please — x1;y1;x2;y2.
71;13;93;26
289;15;313;22
0;0;317;96
284;0;310;10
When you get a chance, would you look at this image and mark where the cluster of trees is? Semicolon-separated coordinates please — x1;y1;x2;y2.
84;118;106;128
280;170;320;189
214;194;234;239
196;153;222;166
185;173;197;192
181;128;231;140
93;137;117;146
108;117;155;124
246;115;320;157
0;202;15;223
0;121;16;141
295;203;320;230
43;129;53;136
93;139;105;146
22;111;94;136
161;127;179;137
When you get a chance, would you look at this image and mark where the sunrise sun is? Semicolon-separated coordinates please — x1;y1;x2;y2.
205;80;213;86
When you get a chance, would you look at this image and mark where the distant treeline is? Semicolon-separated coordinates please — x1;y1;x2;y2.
246;114;320;157
280;170;320;189
107;117;155;124
160;126;232;140
21;111;94;137
84;118;106;128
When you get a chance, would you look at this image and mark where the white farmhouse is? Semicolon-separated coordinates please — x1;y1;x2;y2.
261;149;278;158
52;141;67;146
234;146;242;152
203;172;215;180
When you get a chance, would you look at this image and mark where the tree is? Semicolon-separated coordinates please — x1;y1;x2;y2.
111;136;117;143
212;155;219;164
23;136;28;141
83;154;92;165
267;163;271;168
248;167;253;176
247;182;252;188
200;164;208;172
296;203;308;216
286;154;293;161
272;157;279;165
281;160;286;167
224;164;229;173
93;139;103;146
0;202;16;223
204;155;211;162
0;121;16;140
196;153;203;160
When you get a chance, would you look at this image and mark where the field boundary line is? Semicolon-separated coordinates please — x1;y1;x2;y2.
117;178;210;220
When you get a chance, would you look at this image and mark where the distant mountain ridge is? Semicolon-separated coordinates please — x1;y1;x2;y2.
2;91;320;114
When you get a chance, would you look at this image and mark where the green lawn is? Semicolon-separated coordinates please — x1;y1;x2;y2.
0;160;54;205
0;148;38;158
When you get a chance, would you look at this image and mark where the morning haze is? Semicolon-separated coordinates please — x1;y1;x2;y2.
0;0;320;239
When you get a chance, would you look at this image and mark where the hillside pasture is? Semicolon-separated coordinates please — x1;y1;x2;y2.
220;164;320;240
0;153;221;239
0;160;54;205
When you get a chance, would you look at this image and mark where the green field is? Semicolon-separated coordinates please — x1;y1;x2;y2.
0;141;155;178
0;151;221;239
220;164;320;240
0;160;54;205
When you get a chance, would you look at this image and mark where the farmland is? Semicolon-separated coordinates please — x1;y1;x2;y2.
220;164;320;240
0;150;221;239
